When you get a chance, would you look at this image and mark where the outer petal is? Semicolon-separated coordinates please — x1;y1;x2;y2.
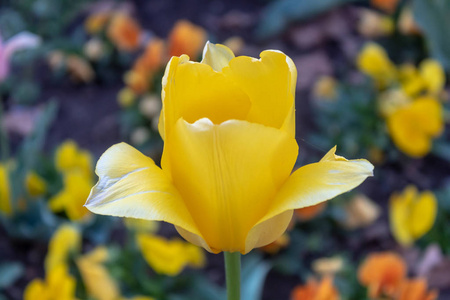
222;50;297;137
259;146;373;224
84;142;202;239
158;55;251;140
162;118;298;253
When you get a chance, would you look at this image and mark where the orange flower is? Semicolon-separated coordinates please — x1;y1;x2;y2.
295;202;326;221
85;12;111;35
291;277;340;300
358;252;407;298
168;20;207;58
107;13;141;51
395;278;438;300
133;38;166;76
124;70;149;94
371;0;400;14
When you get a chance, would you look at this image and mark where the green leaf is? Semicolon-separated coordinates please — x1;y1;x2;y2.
241;254;271;300
413;0;450;70
0;262;24;289
255;0;357;40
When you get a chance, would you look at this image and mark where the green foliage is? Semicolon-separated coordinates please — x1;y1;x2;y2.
255;0;356;40
413;0;450;71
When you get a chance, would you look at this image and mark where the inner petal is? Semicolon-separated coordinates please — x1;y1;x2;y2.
167;61;251;125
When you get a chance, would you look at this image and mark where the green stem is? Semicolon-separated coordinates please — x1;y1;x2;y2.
224;251;241;300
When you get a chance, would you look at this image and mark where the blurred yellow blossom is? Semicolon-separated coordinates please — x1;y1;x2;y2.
124;218;159;233
85;12;111;35
312;257;344;276
66;55;95;83
107;13;142;52
55;140;93;178
45;224;81;272
0;163;12;215
358;252;406;298
313;76;337;100
24;264;77;300
49;171;92;221
357;43;396;87
419;59;445;95
342;194;380;229
25;171;47;197
377;88;411;117
76;246;120;300
84;38;105;61
137;233;205;276
168;20;207;58
290;276;339;300
387;96;443;157
118;87;136;108
390;185;437;247
398;6;421;35
358;9;394;38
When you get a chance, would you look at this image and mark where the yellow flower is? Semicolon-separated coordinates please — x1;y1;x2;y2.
85;12;111;35
24;264;77;300
0;163;12;215
357;43;396;87
85;42;373;254
389;185;437;246
26;171;47;197
313;76;337;100
136;233;205;276
76;247;120;300
49;171;92;221
124;218;159;233
387;96;443;157
55;140;93;178
45;224;81;272
377;88;411;117
118;87;136;108
419;59;445;95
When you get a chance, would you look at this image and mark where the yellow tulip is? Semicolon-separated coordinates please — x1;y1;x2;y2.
387;96;443;157
24;264;77;300
0;163;12;215
49;171;92;221
390;185;437;246
25;171;47;197
85;42;373;254
45;224;81;272
136;233;205;276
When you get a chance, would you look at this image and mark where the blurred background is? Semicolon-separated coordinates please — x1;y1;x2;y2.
0;0;449;299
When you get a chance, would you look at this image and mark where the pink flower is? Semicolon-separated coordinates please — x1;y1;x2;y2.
0;31;41;82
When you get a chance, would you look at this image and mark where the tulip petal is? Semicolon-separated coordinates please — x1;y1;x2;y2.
408;191;437;239
245;210;293;253
222;50;297;136
201;41;235;72
162;118;298;253
159;55;251;140
85;143;201;238
259;147;373;224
